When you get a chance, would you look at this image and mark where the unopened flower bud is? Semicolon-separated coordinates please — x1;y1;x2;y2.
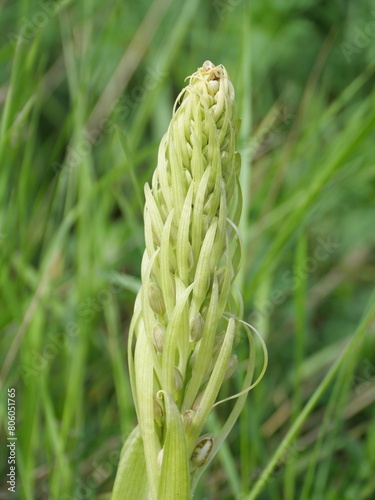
190;313;205;342
192;390;205;412
153;323;165;353
224;354;238;381
182;409;195;431
174;367;183;392
191;434;214;468
153;394;164;421
207;79;219;97
149;283;165;315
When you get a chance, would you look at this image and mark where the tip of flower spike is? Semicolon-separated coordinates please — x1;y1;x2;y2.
189;60;224;83
200;60;222;80
191;61;235;101
174;60;235;114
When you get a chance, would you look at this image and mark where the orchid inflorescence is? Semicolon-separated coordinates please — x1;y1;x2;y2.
112;61;267;500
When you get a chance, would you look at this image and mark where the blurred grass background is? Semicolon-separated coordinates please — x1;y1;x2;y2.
0;0;375;499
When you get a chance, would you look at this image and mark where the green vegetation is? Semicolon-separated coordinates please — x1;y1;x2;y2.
0;1;374;499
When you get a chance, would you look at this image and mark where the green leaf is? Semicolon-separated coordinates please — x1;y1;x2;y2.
111;425;148;500
157;391;190;500
134;323;161;499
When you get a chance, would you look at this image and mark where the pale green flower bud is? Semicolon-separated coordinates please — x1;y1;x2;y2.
191;434;214;468
182;410;195;431
189;312;205;342
192;390;205;412
223;354;238;381
153;322;165;353
174;367;183;392
148;283;165;316
153;394;164;421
